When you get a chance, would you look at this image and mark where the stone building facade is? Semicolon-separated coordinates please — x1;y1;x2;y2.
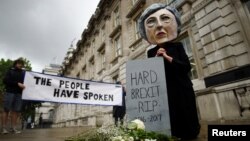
52;0;250;127
34;64;62;128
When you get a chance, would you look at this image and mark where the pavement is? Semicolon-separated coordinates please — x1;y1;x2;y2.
1;120;249;141
0;125;207;141
0;126;92;141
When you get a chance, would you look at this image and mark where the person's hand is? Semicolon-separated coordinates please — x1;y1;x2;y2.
156;48;173;63
156;48;167;56
18;83;25;89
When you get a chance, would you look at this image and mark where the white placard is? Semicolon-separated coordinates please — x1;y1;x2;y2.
22;71;122;106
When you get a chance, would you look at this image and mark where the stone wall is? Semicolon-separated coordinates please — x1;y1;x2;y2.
53;0;250;127
192;0;250;77
192;0;250;122
197;79;250;121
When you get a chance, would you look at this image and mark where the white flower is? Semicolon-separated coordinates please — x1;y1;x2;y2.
128;136;134;141
131;119;145;130
111;136;123;141
145;139;157;141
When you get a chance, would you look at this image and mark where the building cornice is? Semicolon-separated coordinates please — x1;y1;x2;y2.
126;0;146;18
109;25;121;38
97;42;106;52
192;0;213;14
169;0;193;8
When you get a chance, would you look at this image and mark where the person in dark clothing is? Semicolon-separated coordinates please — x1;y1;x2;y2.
138;3;200;140
113;81;126;127
39;113;43;128
1;58;26;134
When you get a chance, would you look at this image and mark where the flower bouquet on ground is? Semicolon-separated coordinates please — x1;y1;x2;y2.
66;119;176;141
111;119;175;141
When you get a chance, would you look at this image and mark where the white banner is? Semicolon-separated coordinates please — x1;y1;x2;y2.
22;71;122;106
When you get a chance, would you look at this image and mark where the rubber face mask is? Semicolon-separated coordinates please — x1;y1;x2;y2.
144;9;178;45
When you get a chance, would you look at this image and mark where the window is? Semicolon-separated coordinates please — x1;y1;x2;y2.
101;25;105;42
114;36;122;57
134;16;141;40
100;49;106;69
181;37;192;57
76;72;80;79
113;75;119;83
180;36;198;80
85;46;89;60
243;0;250;19
113;7;120;27
91;39;95;54
82;66;86;79
132;0;139;5
90;59;95;80
48;109;54;120
245;0;250;12
165;0;174;5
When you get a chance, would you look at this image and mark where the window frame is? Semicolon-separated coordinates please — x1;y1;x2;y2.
114;35;122;57
101;25;105;42
89;58;95;80
134;15;141;40
243;0;250;20
91;39;95;54
165;0;174;5
132;0;139;5
179;35;198;80
113;6;120;28
100;48;106;70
